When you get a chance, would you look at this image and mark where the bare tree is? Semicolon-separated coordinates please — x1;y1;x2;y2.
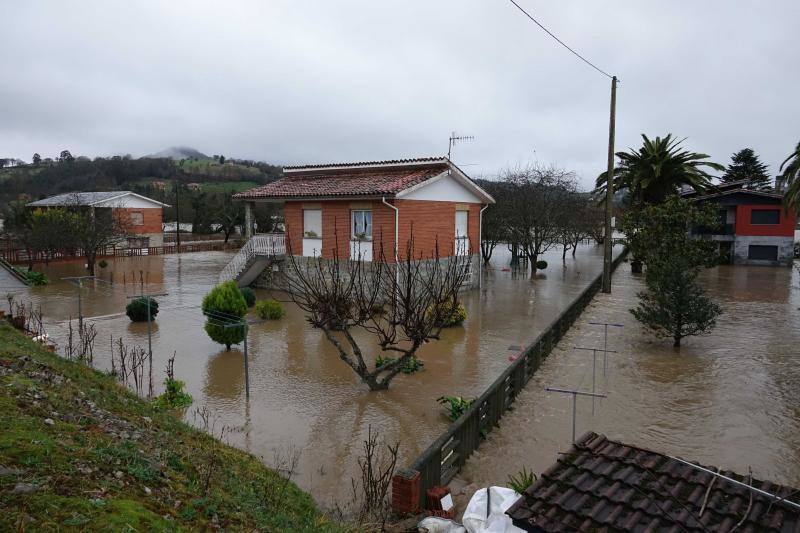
557;194;594;261
501;164;578;274
285;232;470;391
476;179;512;265
64;195;131;275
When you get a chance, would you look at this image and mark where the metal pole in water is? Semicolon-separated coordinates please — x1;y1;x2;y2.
575;346;616;415
588;322;623;378
243;322;250;400
571;391;577;443
127;291;167;399
77;279;83;330
546;387;607;445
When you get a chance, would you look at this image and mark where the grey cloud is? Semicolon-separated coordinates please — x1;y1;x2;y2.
1;0;798;189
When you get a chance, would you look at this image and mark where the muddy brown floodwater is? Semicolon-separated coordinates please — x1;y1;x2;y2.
11;244;622;506
455;263;800;511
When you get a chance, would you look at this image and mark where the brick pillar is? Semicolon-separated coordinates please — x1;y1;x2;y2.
391;468;421;515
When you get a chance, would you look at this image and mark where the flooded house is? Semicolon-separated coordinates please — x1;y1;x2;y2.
221;157;495;288
27;191;168;248
685;181;796;266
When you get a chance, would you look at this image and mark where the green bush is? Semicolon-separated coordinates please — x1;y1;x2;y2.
535;260;548;270
255;299;285;320
202;281;248;350
98;259;109;269
436;395;475;422
125;297;159;322
152;378;193;410
240;287;256;307
375;355;423;374
427;298;467;327
507;467;537;494
14;268;48;286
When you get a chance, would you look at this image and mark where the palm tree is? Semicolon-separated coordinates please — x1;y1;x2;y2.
595;134;724;206
779;141;800;210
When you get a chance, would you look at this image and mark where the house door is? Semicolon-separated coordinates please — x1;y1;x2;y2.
455;210;469;255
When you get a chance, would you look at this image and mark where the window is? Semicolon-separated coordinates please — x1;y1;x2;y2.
352;210;372;240
751;209;780;225
126;236;150;249
130;211;144;226
303;209;321;238
748;245;778;261
455;210;468;238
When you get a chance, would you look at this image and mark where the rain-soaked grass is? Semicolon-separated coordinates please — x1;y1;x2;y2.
0;321;344;532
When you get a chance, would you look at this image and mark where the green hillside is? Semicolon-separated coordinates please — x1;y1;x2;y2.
0;322;342;531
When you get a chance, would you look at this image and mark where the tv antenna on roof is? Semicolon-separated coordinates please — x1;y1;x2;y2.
448;131;474;159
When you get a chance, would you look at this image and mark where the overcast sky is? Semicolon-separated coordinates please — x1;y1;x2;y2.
1;1;798;189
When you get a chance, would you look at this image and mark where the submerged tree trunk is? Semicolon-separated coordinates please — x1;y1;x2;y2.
86;253;96;276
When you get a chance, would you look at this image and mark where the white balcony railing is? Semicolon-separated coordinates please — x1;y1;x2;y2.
219;233;285;283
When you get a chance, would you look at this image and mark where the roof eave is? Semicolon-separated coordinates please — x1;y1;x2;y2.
232;194;396;203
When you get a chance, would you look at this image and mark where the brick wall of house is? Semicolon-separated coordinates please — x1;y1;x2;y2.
284;199;482;260
284;200;395;259
115;207;162;235
395;200;480;259
284;202;304;254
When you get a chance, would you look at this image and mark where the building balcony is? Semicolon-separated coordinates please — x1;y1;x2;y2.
693;223;735;236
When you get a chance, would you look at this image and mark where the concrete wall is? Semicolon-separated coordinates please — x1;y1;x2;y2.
732;235;794;266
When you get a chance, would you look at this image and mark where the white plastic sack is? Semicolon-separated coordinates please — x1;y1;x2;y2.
417;516;467;533
462;486;526;533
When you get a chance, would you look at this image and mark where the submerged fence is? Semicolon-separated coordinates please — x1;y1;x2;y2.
393;248;628;512
1;240;243;265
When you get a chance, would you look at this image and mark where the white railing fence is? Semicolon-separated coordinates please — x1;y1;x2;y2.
218;233;286;283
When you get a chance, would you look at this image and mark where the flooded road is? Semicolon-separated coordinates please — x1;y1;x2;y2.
10;244;621;506
456;263;800;507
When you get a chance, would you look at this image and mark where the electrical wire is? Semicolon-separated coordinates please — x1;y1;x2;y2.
506;0;615;80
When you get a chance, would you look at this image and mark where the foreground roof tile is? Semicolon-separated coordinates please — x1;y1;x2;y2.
506;432;800;532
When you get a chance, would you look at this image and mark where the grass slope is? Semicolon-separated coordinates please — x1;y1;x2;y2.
0;322;342;532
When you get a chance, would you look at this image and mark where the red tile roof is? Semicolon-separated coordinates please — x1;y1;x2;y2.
506;432;800;532
283;156;447;171
234;158;450;200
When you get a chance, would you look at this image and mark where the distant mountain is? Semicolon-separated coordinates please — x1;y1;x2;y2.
148;146;210;160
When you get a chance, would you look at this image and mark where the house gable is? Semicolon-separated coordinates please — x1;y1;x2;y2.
93;193;167;209
396;172;484;203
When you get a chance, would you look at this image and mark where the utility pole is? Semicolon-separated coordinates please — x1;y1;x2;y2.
602;75;618;294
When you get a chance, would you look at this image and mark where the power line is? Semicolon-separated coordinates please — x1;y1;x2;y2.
506;0;615;80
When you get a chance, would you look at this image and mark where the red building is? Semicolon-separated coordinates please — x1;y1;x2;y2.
27;191;168;248
685;181;796;266
226;157;495;288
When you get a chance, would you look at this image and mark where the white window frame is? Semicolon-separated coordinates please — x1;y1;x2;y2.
351;209;373;241
455;210;469;255
130;211;144;226
303;209;322;237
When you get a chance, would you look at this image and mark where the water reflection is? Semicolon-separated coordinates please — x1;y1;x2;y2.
458;263;800;497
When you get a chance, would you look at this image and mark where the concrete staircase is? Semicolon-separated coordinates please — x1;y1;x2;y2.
218;234;285;287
